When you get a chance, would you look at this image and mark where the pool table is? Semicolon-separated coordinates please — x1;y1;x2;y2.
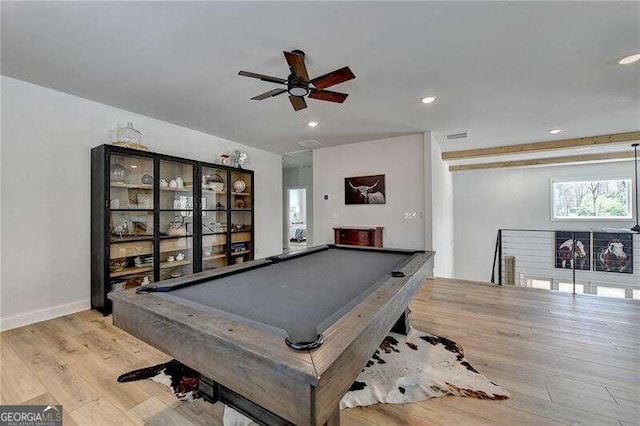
109;244;434;425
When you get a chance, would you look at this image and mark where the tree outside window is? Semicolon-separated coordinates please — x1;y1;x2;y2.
552;179;632;219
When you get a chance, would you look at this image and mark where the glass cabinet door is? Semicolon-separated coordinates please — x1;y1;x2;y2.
230;170;253;265
108;153;155;291
201;166;229;271
159;160;194;280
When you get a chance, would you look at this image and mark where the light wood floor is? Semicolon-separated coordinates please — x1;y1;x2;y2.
1;278;639;425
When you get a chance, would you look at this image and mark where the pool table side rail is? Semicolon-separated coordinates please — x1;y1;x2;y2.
133;257;273;292
134;244;424;293
311;251;435;425
109;292;318;424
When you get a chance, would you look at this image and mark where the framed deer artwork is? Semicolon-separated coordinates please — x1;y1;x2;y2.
344;175;386;205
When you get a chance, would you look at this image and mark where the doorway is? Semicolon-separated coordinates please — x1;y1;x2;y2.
287;188;307;251
282;150;313;253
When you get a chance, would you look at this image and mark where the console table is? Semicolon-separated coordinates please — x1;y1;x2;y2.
333;226;383;247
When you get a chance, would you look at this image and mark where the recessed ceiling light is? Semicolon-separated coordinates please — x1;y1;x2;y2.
130;165;138;168
307;121;318;128
549;129;562;134
421;96;437;104
617;53;640;65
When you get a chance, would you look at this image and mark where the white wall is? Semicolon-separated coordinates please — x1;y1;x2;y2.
426;133;454;278
0;76;283;330
283;166;313;246
453;160;636;282
313;134;426;249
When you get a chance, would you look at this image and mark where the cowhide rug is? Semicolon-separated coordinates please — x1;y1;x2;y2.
118;328;508;425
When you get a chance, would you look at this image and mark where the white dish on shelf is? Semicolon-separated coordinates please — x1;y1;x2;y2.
209;182;224;192
110;281;126;292
232;180;246;192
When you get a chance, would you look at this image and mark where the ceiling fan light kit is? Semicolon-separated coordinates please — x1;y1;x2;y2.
239;49;355;111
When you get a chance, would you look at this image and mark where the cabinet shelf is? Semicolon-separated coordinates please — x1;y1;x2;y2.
231;192;251;196
110;235;154;243
202;188;226;194
230;250;252;256
161;260;192;269
202;254;227;261
111;183;153;189
160;186;194;192
110;266;152;278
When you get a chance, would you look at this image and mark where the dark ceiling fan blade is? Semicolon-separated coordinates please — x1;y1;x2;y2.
310;66;355;89
309;88;349;103
289;95;307;111
251;88;287;100
283;51;310;82
238;71;287;84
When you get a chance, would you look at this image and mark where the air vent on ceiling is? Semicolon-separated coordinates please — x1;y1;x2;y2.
297;139;323;149
446;132;468;140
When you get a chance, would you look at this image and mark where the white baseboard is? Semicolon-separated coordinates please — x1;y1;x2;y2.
0;299;91;332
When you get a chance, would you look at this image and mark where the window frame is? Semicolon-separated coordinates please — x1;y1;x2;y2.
550;177;634;221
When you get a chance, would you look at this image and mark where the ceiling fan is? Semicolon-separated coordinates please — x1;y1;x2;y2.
238;50;355;111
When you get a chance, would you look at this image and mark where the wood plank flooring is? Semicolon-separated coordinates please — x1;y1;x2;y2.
1;278;638;425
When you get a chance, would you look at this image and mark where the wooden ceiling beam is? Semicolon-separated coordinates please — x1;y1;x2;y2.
449;151;635;172
442;131;640;160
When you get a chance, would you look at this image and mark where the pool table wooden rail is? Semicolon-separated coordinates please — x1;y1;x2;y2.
310;250;434;425
109;246;434;425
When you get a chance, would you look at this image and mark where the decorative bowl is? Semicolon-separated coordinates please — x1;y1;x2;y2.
232;180;246;192
209;182;224;192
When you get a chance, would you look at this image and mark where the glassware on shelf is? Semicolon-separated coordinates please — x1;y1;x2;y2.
110;160;128;183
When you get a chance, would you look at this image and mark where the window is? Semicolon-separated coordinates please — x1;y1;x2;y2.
558;282;584;294
552;179;632;220
596;286;626;299
527;278;551;290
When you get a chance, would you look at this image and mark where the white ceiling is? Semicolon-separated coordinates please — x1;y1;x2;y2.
2;1;639;155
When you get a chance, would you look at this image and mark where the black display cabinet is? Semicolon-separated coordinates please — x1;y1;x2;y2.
91;144;255;314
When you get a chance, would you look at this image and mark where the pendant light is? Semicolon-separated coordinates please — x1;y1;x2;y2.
632;143;640;233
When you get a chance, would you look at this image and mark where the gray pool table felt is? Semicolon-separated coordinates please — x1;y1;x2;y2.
158;249;412;343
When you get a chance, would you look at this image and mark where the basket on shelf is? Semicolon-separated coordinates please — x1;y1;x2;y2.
109;258;128;272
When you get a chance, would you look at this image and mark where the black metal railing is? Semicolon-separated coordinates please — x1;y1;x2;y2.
491;228;638;299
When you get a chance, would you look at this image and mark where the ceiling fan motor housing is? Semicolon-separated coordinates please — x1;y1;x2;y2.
287;74;309;97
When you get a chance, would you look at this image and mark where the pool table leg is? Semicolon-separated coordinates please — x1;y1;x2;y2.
390;307;411;335
324;406;340;426
199;376;295;425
